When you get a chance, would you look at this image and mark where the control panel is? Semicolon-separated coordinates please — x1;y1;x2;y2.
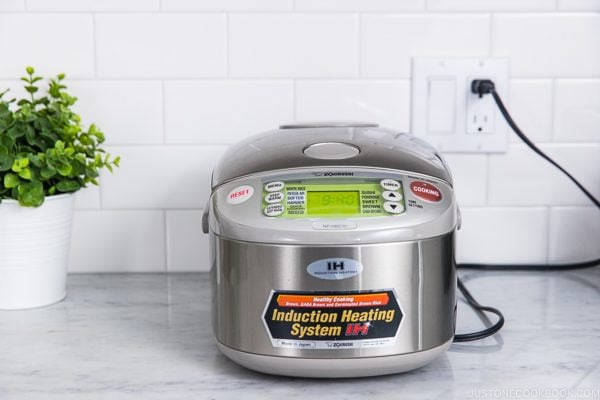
261;179;406;218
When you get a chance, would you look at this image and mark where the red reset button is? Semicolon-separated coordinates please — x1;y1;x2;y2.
410;181;442;202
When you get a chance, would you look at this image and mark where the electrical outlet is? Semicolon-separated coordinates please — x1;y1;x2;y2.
411;58;509;153
466;88;495;134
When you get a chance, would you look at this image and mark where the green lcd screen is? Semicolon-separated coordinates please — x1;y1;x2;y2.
306;191;360;215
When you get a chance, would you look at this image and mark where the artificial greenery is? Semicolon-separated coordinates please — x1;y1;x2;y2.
0;67;119;207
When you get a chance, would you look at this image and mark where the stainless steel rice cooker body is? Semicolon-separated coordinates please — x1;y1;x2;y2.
206;123;457;378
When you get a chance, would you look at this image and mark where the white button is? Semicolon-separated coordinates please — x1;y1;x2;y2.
264;181;284;192
265;192;284;204
380;179;401;191
226;185;254;205
264;204;284;217
303;142;360;160
312;221;358;230
383;201;404;214
382;190;403;201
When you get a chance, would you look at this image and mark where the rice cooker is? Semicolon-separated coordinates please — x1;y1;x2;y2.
203;122;458;378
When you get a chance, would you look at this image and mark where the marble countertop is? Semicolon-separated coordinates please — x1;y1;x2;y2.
0;270;598;400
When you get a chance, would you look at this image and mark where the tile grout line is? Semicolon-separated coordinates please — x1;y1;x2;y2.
292;79;298;121
4;77;597;82
550;77;557;141
545;206;552;263
488;12;494;57
356;12;362;77
164;210;170;273
99;141;600;147
10;10;594;15
92;13;98;79
161;80;167;144
484;154;491;206
225;12;231;78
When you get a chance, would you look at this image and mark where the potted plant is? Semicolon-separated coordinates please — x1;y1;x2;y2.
0;67;119;310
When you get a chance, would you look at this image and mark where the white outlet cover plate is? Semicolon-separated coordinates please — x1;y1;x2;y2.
411;58;509;153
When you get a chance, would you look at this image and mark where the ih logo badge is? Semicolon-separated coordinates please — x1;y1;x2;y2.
307;258;362;280
328;260;344;270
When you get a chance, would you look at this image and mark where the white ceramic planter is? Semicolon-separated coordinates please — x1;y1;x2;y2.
0;193;75;310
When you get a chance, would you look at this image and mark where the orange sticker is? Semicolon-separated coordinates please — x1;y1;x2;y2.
277;293;389;308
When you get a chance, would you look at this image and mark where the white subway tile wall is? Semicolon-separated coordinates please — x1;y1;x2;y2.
228;14;358;77
295;80;410;129
166;210;209;271
492;14;600;77
69;81;164;145
554;80;600;142
95;14;227;78
0;14;95;78
509;80;553;143
361;14;490;77
164;80;294;144
0;3;597;272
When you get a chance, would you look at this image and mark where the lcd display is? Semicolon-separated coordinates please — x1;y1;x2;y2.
306;191;360;215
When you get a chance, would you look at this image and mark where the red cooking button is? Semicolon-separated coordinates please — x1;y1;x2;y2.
410;181;442;202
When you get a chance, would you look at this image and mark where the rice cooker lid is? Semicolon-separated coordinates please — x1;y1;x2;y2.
211;122;453;188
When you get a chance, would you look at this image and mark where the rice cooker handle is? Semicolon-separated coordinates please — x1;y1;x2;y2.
202;202;209;234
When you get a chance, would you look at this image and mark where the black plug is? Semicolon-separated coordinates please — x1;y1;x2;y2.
471;79;496;98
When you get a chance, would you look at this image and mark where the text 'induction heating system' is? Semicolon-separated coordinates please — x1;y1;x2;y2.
204;122;458;378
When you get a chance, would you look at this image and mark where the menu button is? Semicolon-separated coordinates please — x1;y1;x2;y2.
265;181;284;192
264;204;284;217
382;190;403;201
265;192;284;204
384;201;404;214
380;179;401;191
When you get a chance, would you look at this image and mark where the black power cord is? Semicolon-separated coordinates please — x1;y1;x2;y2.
472;79;600;208
453;79;600;342
460;258;600;271
454;278;505;342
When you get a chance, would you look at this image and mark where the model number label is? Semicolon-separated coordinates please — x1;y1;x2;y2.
307;258;362;280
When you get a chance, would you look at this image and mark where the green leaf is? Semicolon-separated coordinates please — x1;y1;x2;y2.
0;135;14;149
40;165;57;179
28;154;42;168
25;125;36;145
18;168;32;180
18;180;44;207
12;157;29;172
56;179;80;193
25;66;34;75
0;145;13;171
84;167;99;178
4;173;19;188
7;124;25;139
55;160;72;176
